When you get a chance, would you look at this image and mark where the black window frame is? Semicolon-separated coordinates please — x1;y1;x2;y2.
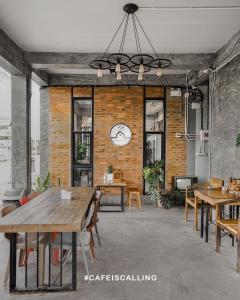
143;86;166;194
71;87;94;187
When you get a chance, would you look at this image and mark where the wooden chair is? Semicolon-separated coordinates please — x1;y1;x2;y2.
87;190;102;247
1;204;48;286
185;177;224;230
216;203;240;272
127;188;142;210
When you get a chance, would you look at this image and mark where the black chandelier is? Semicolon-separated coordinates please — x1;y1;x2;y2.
89;3;172;81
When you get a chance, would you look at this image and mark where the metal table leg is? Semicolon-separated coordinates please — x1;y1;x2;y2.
205;203;210;243
9;233;17;292
121;187;124;212
201;200;204;238
72;232;77;290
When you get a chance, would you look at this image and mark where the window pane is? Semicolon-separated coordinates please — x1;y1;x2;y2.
74;99;92;131
145;100;164;131
74;133;91;164
145;134;162;165
73;167;92;187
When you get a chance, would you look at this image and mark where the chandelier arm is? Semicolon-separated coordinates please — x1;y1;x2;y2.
132;13;142;55
134;13;159;58
131;14;140;55
119;14;129;55
102;13;128;59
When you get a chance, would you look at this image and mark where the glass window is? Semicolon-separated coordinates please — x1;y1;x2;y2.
74;99;92;131
74;133;91;164
145;134;162;165
145;100;164;131
73;167;92;187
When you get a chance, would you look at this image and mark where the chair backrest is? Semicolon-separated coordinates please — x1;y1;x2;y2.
210;177;224;188
83;202;95;230
1;204;17;240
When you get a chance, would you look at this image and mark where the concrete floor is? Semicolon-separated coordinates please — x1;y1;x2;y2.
0;206;239;300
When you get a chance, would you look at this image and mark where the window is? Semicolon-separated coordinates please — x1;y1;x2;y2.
144;88;165;193
72;91;93;187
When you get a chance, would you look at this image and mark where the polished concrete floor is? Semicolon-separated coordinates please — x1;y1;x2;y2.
0;206;239;300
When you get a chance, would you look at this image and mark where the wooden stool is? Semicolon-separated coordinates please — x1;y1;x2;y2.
127;189;142;210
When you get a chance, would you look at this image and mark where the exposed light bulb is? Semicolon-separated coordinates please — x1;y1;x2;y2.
116;72;122;80
97;68;103;77
139;64;144;73
116;63;121;73
138;72;143;81
156;68;162;77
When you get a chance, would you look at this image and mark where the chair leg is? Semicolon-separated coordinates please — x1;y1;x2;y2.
95;224;101;246
137;193;142;209
3;255;10;287
216;226;221;253
89;240;95;262
194;203;198;231
39;244;46;286
237;237;240;272
81;246;89;275
129;193;132;211
184;201;189;221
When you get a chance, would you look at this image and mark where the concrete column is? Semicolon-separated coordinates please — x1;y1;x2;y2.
11;75;31;190
40;87;49;180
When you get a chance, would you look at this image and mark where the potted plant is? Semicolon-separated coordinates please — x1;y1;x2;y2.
35;172;50;192
143;160;165;207
77;142;87;161
106;165;113;184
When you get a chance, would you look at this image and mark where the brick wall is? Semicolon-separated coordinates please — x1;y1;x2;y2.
48;86;187;191
49;87;71;186
165;88;187;189
94;86;144;192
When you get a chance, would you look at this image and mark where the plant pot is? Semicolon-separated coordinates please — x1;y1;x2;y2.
106;173;113;184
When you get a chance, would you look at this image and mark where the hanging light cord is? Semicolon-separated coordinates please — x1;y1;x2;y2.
118;14;130;55
134;13;159;58
101;13;127;59
132;13;142;55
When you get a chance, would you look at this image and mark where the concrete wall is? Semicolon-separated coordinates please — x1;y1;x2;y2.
11;75;28;188
210;55;240;183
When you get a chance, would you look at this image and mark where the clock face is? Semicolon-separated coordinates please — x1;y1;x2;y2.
110;124;131;146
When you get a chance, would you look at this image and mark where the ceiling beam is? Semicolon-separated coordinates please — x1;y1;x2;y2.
0;29;48;85
25;52;214;72
49;73;187;87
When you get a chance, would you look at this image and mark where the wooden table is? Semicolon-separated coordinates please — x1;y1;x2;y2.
96;182;126;212
194;189;240;242
0;187;95;293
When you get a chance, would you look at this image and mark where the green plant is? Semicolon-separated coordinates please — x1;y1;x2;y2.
236;133;240;146
160;188;185;209
143;160;165;205
35;172;50;192
108;165;113;174
77;142;87;160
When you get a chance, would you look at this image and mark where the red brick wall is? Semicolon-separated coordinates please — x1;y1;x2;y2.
94;86;144;192
49;87;72;187
48;86;187;191
165;88;187;189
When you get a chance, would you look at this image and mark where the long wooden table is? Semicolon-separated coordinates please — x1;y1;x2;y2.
194;189;240;242
0;187;95;293
96;182;126;212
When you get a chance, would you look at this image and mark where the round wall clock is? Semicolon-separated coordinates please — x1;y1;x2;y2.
110;124;132;146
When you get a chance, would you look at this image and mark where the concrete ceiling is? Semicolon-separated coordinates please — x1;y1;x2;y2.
0;0;240;54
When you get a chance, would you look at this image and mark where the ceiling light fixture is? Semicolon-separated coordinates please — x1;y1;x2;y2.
89;3;171;81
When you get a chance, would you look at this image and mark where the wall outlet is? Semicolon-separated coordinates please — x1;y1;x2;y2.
200;130;209;141
176;133;182;138
170;88;182;97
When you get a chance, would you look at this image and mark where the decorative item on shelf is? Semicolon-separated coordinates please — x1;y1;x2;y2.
106;165;114;184
228;177;240;194
113;169;122;183
236;133;240;146
89;3;171;81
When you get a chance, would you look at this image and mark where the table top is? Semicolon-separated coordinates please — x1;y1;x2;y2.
0;187;95;233
96;181;127;187
194;189;240;206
